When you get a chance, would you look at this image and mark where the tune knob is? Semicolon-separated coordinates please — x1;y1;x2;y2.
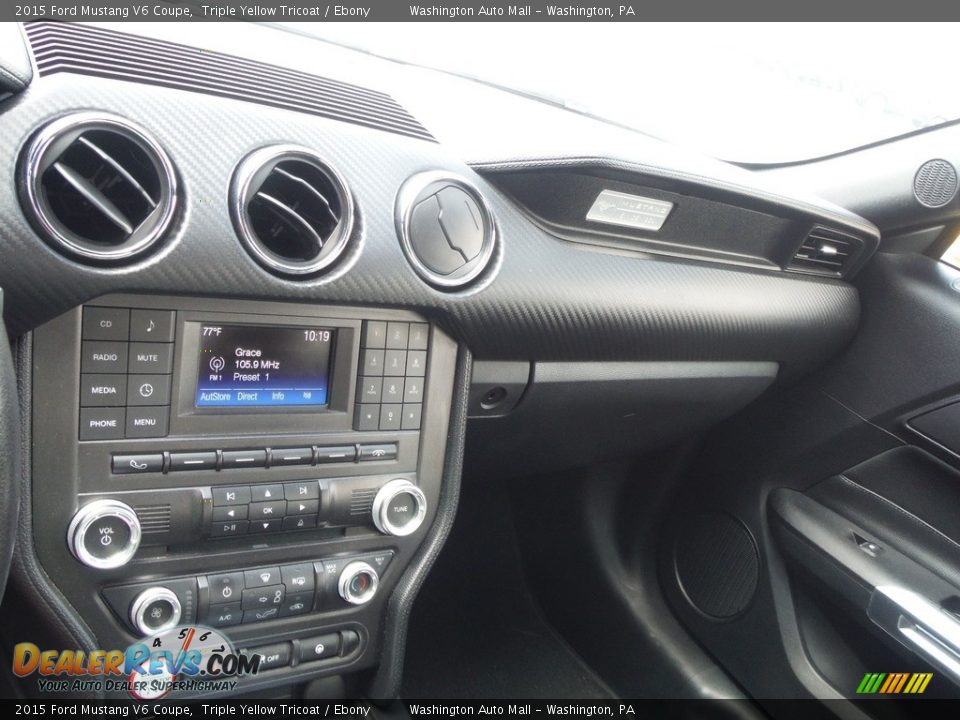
371;479;427;537
130;587;182;636
67;499;142;569
338;561;380;605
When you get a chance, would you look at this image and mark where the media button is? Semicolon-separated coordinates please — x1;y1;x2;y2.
111;453;163;475
221;450;267;469
82;307;130;341
125;406;169;439
126;374;171;406
80;374;126;407
81;341;128;374
79;408;125;441
128;342;174;374
212;486;251;506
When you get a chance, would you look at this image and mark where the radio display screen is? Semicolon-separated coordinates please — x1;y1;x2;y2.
195;324;335;408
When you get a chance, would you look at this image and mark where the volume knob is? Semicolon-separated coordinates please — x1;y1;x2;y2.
67;499;142;569
372;479;427;537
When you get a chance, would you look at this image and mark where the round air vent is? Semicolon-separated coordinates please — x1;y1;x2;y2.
230;145;354;277
914;158;958;208
396;171;497;289
19;112;178;263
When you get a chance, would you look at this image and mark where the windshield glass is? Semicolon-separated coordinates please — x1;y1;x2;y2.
282;22;959;164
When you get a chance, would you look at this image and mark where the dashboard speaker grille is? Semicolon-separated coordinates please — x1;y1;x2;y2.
24;21;434;143
674;513;758;620
914;159;958;208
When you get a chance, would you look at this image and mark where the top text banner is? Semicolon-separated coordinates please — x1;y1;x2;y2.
3;0;953;21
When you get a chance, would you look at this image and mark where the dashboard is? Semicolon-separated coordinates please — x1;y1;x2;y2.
0;21;881;699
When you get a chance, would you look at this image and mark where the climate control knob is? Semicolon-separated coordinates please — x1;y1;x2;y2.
371;479;427;537
130;587;182;636
338;561;380;605
67;499;141;569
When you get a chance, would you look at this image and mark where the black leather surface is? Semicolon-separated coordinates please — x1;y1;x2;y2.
0;295;19;601
0;24;31;95
809;446;960;591
0;73;860;376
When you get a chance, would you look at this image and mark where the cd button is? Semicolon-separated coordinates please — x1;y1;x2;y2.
82;307;130;341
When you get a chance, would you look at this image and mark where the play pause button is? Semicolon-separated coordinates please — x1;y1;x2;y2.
210;521;249;537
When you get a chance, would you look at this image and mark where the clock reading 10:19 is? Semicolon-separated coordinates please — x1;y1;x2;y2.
194;324;335;408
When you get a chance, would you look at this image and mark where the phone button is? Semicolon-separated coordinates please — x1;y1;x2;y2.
111;454;164;475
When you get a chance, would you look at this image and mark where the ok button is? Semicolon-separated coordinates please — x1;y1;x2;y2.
127;374;171;406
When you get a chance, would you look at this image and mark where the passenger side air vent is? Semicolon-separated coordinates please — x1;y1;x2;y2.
19;112;178;263
787;226;863;277
231;146;354;277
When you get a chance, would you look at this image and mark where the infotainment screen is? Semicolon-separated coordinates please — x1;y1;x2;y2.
194;324;335;408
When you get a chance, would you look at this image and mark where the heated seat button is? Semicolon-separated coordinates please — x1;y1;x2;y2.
111;453;164;475
246;642;291;670
298;633;340;662
207;572;245;604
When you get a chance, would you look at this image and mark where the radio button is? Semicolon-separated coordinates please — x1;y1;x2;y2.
282;516;317;532
211;505;247;522
212;486;251;506
358;443;398;462
82;307;130;341
271;447;313;466
127;374;171;407
386;322;409;349
250;518;283;533
210;520;248;537
250;484;284;502
130;309;175;343
80;374;127;407
203;602;242;628
280;563;315;593
286;499;319;516
221;450;267;469
169;451;216;472
207;572;245;604
241;585;285;610
244;567;281;588
250;500;286;520
128;342;174;374
361;321;387;349
283;481;320;500
81;341;128;374
315;446;356;464
112;453;163;475
408;323;429;351
125;407;169;439
278;592;313;618
79;408;126;441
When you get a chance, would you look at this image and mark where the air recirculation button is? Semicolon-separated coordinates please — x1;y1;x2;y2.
397;171;497;289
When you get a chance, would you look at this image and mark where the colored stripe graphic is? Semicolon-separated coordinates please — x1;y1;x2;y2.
857;672;932;694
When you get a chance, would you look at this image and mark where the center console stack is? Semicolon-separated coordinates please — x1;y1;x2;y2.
29;294;458;695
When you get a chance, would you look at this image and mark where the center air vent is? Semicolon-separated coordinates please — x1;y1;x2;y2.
231;146;354;277
19;112;178;263
788;226;863;277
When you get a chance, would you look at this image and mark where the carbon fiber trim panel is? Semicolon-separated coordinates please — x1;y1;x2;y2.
0;73;859;374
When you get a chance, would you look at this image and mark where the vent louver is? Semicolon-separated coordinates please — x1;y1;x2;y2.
19;112;178;263
787;226;863;277
24;21;434;143
231;146;354;277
